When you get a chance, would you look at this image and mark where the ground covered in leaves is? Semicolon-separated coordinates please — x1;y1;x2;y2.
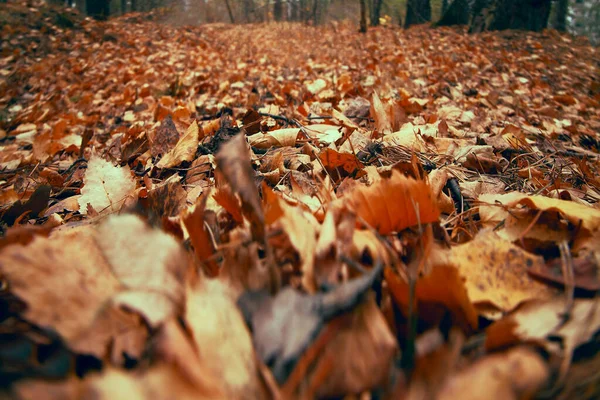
1;0;600;398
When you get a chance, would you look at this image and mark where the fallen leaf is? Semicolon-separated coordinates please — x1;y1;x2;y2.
151;115;179;157
78;155;136;215
438;347;549;400
237;262;383;384
385;264;478;333
156;120;200;168
449;230;558;314
344;170;440;235
247;128;300;148
0;214;187;359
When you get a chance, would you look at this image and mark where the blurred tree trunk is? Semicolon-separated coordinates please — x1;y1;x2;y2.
274;0;283;21
470;0;552;32
359;0;367;32
442;0;449;14
300;0;309;23
370;0;383;26
436;0;470;26
311;0;318;25
290;0;299;20
243;0;252;22
86;0;110;19
404;0;431;28
553;0;568;31
225;0;235;23
120;0;126;14
76;0;86;14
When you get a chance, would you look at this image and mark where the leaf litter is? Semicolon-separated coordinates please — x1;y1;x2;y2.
0;1;600;398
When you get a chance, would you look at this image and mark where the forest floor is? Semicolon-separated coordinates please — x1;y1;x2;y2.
1;0;600;399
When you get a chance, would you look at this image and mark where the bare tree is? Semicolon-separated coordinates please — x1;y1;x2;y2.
553;0;569;31
86;0;110;19
442;0;449;14
370;0;383;26
225;0;235;23
405;0;431;28
311;0;319;25
470;0;552;33
359;0;367;32
437;0;470;26
274;0;283;21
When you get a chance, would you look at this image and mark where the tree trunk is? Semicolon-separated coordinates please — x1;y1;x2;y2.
311;0;319;25
86;0;110;19
290;0;299;20
370;0;383;26
359;0;368;32
404;0;431;28
274;0;283;21
436;0;470;26
120;0;126;14
553;0;568;32
243;0;252;23
441;0;449;14
224;0;236;23
469;0;552;33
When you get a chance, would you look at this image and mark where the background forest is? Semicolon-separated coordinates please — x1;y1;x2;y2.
36;0;600;45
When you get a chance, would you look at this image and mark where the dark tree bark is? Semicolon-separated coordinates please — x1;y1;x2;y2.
274;0;283;21
130;0;137;12
442;0;449;14
290;0;299;20
86;0;110;19
243;0;253;23
370;0;383;26
300;0;309;23
469;0;552;33
359;0;368;32
553;0;568;31
224;0;236;23
311;0;319;25
120;0;126;14
404;0;431;28
436;0;470;26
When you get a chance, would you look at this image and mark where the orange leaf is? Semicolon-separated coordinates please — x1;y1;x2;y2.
182;195;220;277
345;170;440;234
385;265;478;333
319;148;363;174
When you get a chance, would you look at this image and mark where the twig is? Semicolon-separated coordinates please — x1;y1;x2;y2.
558;240;574;323
258;112;302;128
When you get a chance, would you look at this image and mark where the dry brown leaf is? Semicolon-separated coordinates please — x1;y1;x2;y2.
247;128;300;148
215;134;264;243
151;115;179;157
385;264;478;333
156;120;199;168
184;278;265;399
307;296;397;398
264;184;319;293
437;347;549;400
486;297;600;358
478;192;600;234
0;214;187;358
78;155;136;215
182;194;219;277
344;170;440;235
449;230;558;314
371;91;392;136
